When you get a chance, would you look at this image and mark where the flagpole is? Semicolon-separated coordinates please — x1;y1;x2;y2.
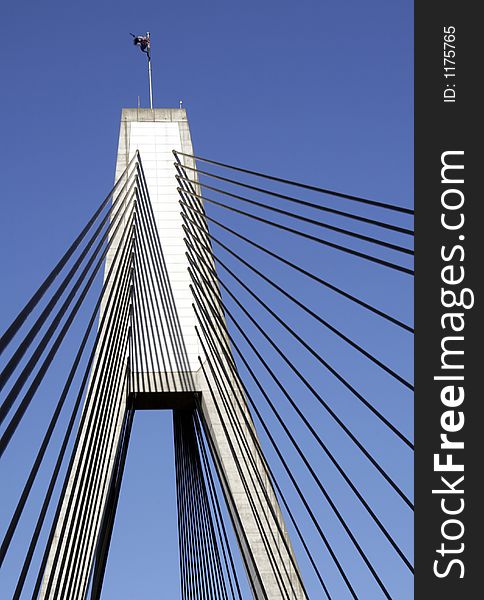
147;31;153;109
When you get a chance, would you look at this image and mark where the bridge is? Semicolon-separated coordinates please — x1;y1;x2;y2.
0;108;413;599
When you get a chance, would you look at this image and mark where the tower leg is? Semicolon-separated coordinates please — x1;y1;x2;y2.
39;377;129;600
198;363;307;600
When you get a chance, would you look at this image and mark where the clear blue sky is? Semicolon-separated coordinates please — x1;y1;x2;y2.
0;1;413;598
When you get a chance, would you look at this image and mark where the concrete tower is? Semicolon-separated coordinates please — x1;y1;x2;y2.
39;109;306;599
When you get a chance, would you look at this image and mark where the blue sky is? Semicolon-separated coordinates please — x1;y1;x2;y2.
0;1;413;598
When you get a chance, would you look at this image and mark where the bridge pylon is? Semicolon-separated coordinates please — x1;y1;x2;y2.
38;108;306;600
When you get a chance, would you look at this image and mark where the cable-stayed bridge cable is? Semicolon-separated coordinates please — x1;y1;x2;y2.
197;341;355;599
175;191;413;333
175;177;413;256
180;201;413;392
189;266;413;575
193;316;331;598
174;150;414;215
0;174;138;395
184;244;413;509
179;193;413;276
136;162;195;390
173;164;414;236
0;194;136;455
196;356;303;600
0;177;137;428
30;270;133;600
183;221;414;441
0;153;139;356
1;215;134;569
